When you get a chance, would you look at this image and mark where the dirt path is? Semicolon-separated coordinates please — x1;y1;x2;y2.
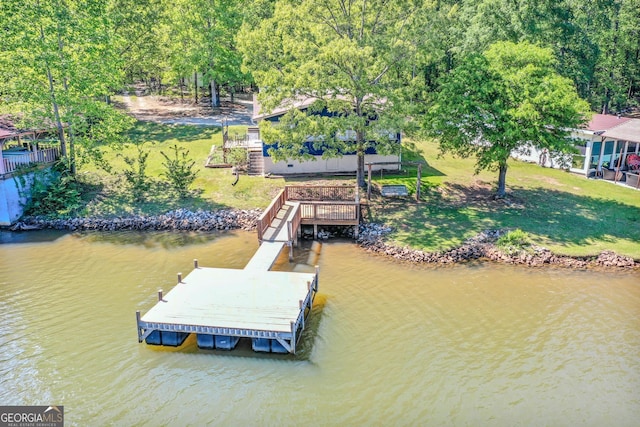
120;91;254;126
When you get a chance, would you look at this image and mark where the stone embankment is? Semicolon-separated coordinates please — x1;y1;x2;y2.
8;213;638;269
357;223;639;269
11;208;261;232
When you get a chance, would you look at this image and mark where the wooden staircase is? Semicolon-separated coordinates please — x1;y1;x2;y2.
248;148;264;176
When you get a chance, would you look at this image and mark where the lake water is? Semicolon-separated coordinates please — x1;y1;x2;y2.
1;230;639;426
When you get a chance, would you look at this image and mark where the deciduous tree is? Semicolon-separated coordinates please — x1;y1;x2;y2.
424;41;590;198
238;0;427;186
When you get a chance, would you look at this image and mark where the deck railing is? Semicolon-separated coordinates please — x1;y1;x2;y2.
1;147;60;176
299;201;359;222
285;185;357;202
259;185;360;242
257;189;286;241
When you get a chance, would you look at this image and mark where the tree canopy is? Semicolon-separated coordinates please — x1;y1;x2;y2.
0;0;133;173
238;0;426;186
424;41;591;197
2;0;639;181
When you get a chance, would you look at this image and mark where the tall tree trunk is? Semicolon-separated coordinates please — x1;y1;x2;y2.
57;31;75;175
356;130;366;187
39;23;67;159
46;67;67;159
355;98;366;187
496;162;508;198
211;79;220;108
194;72;198;103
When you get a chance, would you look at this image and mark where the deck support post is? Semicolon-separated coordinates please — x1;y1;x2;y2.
290;321;296;354
288;242;293;262
313;224;318;239
315;265;319;291
136;310;142;342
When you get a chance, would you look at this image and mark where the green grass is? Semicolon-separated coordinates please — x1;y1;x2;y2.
366;138;640;258
76;121;640;258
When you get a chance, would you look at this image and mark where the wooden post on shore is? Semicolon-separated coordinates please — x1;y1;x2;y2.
367;164;372;200
194;259;199;268
177;273;182;283
416;163;422;202
158;289;163;301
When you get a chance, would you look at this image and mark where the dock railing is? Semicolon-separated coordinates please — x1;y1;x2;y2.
257;189;286;241
259;185;360;242
299;201;360;222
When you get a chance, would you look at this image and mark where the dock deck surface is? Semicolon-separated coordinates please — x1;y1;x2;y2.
142;267;316;333
261;201;299;242
244;241;286;270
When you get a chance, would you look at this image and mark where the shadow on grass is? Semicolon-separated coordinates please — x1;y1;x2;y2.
80;178;228;218
368;183;640;251
128;121;220;144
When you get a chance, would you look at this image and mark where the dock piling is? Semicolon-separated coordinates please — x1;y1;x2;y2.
158;289;163;302
177;272;182;283
194;259;199;268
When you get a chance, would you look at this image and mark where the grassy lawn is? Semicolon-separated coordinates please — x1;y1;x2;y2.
76;121;640;258
79;122;287;214
367;138;640;258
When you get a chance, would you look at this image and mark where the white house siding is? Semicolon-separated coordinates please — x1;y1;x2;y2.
263;154;400;175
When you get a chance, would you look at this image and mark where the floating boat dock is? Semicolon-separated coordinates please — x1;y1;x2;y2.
136;185;359;354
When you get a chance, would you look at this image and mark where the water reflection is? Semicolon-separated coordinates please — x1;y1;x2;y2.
75;230;226;249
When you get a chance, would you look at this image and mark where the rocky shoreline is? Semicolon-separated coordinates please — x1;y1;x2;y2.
356;223;639;270
10;208;261;232
7;212;638;269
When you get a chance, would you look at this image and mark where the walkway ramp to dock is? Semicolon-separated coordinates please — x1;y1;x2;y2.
244;241;286;270
260;201;300;242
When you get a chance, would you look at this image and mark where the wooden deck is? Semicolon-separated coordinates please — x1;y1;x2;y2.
257;185;361;242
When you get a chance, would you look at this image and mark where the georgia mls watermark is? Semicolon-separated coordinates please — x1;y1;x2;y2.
0;406;63;427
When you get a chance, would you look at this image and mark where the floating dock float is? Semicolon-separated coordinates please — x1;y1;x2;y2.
137;247;318;354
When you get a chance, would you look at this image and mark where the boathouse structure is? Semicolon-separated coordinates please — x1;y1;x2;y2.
136;185;360;354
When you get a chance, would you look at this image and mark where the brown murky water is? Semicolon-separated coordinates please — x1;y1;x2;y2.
1;230;639;426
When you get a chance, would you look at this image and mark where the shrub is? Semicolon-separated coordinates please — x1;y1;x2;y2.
496;229;532;255
119;143;150;202
16;159;82;217
160;144;198;198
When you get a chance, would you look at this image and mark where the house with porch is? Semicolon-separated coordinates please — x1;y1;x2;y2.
568;114;640;179
511;113;640;188
220;95;401;176
0;120;61;225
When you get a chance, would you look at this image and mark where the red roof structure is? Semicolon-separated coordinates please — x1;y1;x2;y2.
585;114;631;132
